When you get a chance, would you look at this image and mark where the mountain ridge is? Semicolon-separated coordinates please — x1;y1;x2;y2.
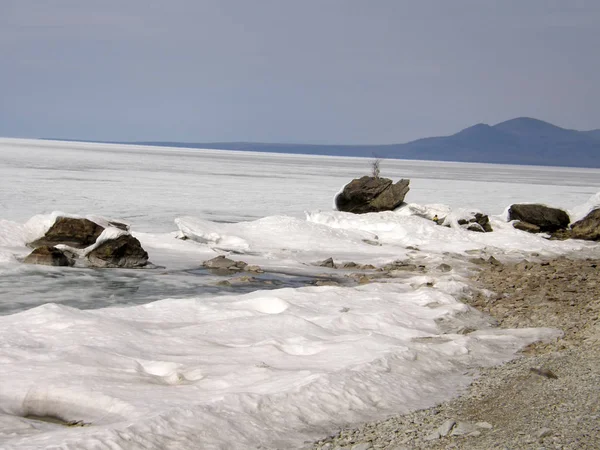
43;117;600;168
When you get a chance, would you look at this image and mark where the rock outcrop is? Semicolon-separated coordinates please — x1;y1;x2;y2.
24;215;150;269
28;217;104;249
335;176;410;214
23;246;72;267
570;209;600;241
86;234;149;268
508;204;570;232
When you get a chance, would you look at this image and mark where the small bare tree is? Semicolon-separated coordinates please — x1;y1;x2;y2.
371;158;381;178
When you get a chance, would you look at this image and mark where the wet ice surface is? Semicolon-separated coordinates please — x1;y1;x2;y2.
0;264;343;316
1;138;600;449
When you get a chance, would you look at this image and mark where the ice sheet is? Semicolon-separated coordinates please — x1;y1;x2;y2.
1;138;600;449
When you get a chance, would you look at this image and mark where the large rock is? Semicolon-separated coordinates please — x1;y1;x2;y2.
86;235;149;268
335;176;410;214
571;209;600;241
29;217;104;249
508;204;570;232
23;246;72;267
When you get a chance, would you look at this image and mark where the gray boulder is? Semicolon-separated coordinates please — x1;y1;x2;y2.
24;246;72;267
570;209;600;241
508;204;570;232
28;217;104;249
86;235;149;268
335;176;410;214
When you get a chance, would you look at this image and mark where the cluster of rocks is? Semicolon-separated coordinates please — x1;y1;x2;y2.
335;176;495;233
315;257;376;271
335;176;600;241
509;202;600;241
23;216;149;268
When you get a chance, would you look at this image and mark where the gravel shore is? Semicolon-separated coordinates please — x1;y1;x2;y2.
310;257;600;450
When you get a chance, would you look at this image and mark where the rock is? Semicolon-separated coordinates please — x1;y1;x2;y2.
571;209;600;240
203;255;247;272
350;444;372;450
424;430;441;441
317;257;336;268
23;246;72;267
438;419;456;436
383;260;417;271
529;367;558;379
459;213;493;232
536;427;552;439
28;217;104;249
508;204;570;232
245;265;263;273
450;421;480;436
487;256;502;266
358;275;371;284
437;263;452;272
86;235;149;268
362;239;380;246
335;176;410;214
513;220;541;233
315;280;341;286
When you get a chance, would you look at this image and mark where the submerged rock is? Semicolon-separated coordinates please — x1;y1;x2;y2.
28;217;104;249
86;235;149;268
335;176;410;214
203;255;248;272
508;204;570;232
23;246;72;267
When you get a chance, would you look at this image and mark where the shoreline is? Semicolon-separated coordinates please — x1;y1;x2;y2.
310;257;600;450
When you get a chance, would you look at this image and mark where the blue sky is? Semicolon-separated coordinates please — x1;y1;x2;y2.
1;0;599;144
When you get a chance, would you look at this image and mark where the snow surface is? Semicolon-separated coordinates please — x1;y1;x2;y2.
1;138;600;449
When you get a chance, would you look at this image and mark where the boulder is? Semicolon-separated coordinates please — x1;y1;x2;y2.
570;209;600;241
86;235;149;268
203;255;247;272
335;176;410;214
28;217;104;249
508;204;570;232
23;246;72;267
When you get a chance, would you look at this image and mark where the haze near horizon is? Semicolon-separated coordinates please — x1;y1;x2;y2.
1;1;599;144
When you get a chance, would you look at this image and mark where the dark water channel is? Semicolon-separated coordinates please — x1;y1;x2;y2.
0;265;342;316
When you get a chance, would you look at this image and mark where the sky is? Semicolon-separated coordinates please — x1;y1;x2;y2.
1;0;599;144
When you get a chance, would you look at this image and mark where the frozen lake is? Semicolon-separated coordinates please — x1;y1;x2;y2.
1;138;599;231
0;138;599;449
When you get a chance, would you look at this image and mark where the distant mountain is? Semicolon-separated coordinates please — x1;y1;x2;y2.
47;117;600;168
584;129;600;140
